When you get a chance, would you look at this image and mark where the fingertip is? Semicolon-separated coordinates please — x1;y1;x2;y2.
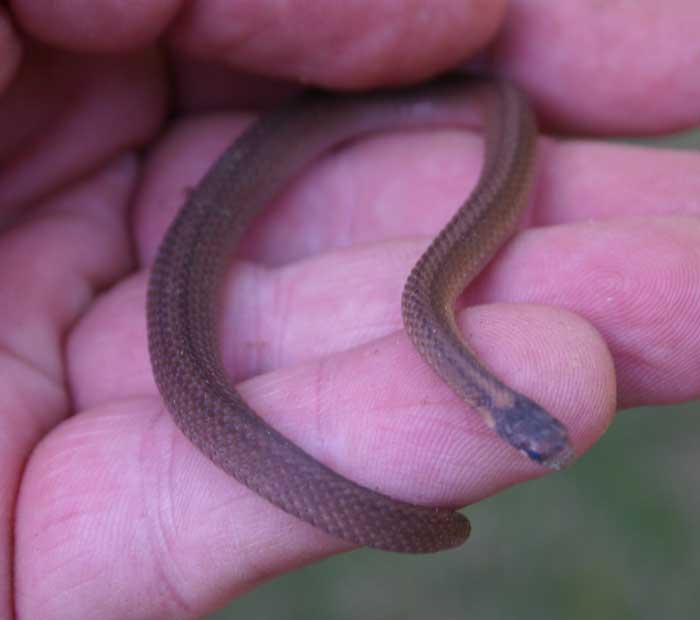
457;302;617;460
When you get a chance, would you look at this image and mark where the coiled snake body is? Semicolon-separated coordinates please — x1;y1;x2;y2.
147;74;573;553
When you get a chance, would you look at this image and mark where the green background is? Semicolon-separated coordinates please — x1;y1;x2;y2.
209;131;699;619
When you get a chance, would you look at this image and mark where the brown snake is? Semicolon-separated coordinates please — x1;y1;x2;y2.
147;74;574;554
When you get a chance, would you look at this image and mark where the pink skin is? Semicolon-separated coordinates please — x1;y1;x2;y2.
1;0;699;618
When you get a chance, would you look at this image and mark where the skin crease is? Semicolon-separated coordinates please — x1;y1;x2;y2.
0;0;697;618
0;8;22;91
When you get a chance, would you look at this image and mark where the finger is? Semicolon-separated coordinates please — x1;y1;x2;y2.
0;44;166;215
168;0;506;89
534;139;700;225
134;115;490;267
11;0;180;51
493;0;700;133
471;216;700;409
0;155;135;389
18;302;613;618
136;114;700;269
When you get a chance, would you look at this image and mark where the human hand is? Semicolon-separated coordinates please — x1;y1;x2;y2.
1;1;698;618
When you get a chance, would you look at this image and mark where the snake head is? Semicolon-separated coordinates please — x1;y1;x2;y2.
491;394;575;470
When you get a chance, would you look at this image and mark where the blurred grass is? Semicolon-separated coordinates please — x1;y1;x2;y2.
208;130;699;620
621;127;700;150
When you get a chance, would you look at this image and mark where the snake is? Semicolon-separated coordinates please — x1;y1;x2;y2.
147;73;574;554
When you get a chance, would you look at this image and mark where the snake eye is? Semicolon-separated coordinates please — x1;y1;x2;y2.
522;447;544;463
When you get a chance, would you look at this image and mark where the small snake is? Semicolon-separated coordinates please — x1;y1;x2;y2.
147;74;574;554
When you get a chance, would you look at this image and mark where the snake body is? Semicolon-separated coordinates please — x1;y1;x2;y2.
147;75;573;553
